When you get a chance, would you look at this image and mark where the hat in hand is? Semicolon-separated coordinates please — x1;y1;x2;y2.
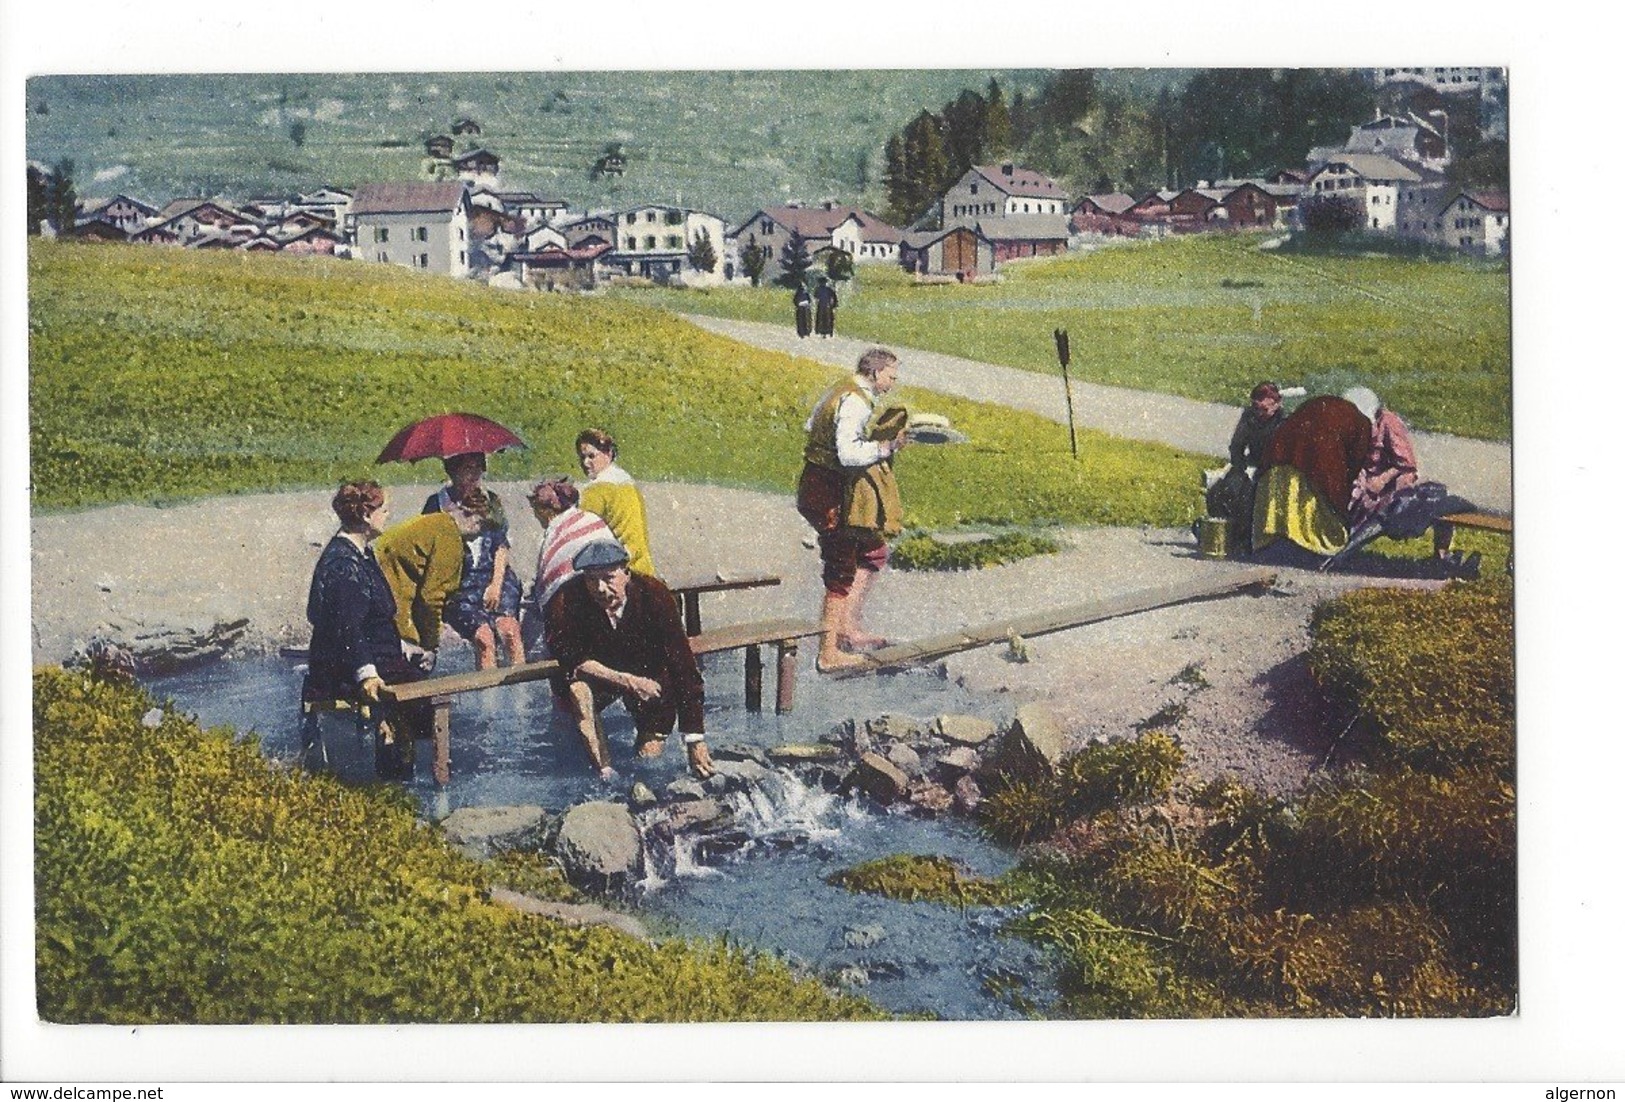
870;406;909;443
573;540;630;573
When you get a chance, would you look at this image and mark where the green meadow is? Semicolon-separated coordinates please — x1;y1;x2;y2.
28;239;1206;525
629;233;1512;441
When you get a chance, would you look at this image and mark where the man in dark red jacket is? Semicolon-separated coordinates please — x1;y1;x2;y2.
545;541;714;780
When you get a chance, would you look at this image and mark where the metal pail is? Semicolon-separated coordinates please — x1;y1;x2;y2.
1197;516;1231;559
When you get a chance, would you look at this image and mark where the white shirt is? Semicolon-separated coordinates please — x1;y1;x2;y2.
805;374;887;468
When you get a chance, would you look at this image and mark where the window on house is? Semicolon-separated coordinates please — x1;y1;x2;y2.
459;251;466;265
378;251;389;263
645;211;656;223
623;238;636;251
626;214;637;225
414;226;428;241
665;211;682;225
665;235;680;248
415;253;429;268
970;184;978;194
375;226;389;243
644;235;655;249
764;223;774;234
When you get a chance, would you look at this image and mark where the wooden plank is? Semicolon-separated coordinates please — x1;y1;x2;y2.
1439;511;1512;534
382;658;561;703
827;569;1278;678
690;618;823;655
666;572;781;597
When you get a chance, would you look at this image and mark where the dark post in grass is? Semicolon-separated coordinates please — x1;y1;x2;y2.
1054;328;1078;460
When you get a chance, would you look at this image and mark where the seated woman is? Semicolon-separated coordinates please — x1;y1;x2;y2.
1205;381;1286;554
575;428;656;577
305;480;433;778
440;486;525;669
520;475;615;659
1251;393;1371;559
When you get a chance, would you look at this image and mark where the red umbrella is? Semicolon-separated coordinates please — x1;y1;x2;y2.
376;413;527;464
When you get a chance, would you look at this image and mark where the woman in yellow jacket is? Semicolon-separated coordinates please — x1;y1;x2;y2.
575;427;656;577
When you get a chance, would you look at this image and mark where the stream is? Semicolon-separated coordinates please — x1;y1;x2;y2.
148;645;1059;1020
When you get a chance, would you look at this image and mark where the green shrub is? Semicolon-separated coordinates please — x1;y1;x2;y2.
979;733;1184;846
890;530;1062;572
825;854;1007;905
33;668;883;1023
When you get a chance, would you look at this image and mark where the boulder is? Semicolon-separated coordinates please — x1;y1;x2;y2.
953;775;984;815
936;714;997;747
983;704;1069;784
694;828;752;863
706;757;770;795
487;887;650;941
766;743;846;765
79;617;250;675
664;777;708;803
906;781;954;815
439;805;548;860
627;782;659;812
553;801;644;892
883;742;923;778
821;717;866;755
934;746;981;780
665;797;734;835
866;713;932;744
842;752;910;805
843;924;888;949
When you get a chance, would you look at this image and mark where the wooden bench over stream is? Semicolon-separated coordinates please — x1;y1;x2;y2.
665;571;781;635
378;616;821;783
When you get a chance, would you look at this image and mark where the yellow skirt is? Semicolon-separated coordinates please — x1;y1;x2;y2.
1253;465;1349;556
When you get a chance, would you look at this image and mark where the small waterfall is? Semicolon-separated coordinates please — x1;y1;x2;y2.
725;766;852;846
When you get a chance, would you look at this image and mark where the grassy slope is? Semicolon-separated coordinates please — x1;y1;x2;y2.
28;239;1206;528
628;234;1512;440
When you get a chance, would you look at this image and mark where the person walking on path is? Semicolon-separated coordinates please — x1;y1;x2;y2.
796;347;908;672
813;276;839;338
544;541;715;781
793;282;813;338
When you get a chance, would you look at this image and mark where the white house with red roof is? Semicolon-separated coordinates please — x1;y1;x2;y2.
347;181;473;277
1434;190;1509;256
730;202;903;269
941;163;1071;260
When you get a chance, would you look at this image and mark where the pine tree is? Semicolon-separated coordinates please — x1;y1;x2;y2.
775;230;815;290
985;78;1012;159
825;248;854;284
881;132;910;225
941;89;987;181
740;242;768;287
902;111;949;225
687;228;717;273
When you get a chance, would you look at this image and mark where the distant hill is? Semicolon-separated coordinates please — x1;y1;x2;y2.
27;71;1057;223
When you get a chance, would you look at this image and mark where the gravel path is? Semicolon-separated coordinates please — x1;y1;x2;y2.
681;313;1512;513
31;481;1450;797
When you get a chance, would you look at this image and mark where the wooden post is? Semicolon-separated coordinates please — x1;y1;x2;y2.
775;638;798;714
683;592;702;636
431;697;452;785
744;644;763;712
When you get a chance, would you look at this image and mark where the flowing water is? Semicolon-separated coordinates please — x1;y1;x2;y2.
148;647;1058;1020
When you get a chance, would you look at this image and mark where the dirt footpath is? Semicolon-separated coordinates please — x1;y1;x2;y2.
31;481;1439;796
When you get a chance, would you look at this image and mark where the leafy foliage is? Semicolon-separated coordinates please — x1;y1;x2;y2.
980;733;1183;846
826;855;1007;906
890;530;1061;572
32;667;884;1023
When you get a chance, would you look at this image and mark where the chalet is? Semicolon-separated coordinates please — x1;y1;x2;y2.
1435;190;1510;256
277;225;345;255
289;187;352;227
509;241;613;290
1216;182;1283;228
1340;111;1450;168
521;223;569;252
942;163;1070;227
75;194;157;235
73;217;130;242
142;199;259;245
899;224;997;280
498;192;568;227
730;203;902;266
452;117;482;136
348;181;473;277
1306;154;1429;232
453;148;500;183
603;204;728;286
1169;188;1223;222
1071;193;1138;236
561;214;618;251
425;135;454;158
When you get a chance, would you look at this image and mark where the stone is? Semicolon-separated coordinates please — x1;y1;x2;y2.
553;801;644;892
766;743;846;764
821;717;865;754
835;966;870;988
883;742;922;778
842;752;910;805
934;746;981;780
707;758;770;794
627;782;659;812
86;617;250;675
953;775;984;815
843;924;887;949
712;744;772;768
487;887;650;942
983;704;1069;784
866;713;932;744
665;797;733;835
140;707;165;729
440;805;549;860
936;714;997;747
694;828;752;863
906;781;954;815
664;777;708;803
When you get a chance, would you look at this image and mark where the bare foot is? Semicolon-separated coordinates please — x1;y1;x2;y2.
816;650;869;673
839;631;891;652
637;737;667;759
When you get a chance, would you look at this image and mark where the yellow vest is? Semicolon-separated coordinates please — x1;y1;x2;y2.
803;377;871;470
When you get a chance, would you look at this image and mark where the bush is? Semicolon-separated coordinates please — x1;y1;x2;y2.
890;530;1062;571
33;668;883;1023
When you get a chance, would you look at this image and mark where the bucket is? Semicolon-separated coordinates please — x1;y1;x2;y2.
1197;516;1230;559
